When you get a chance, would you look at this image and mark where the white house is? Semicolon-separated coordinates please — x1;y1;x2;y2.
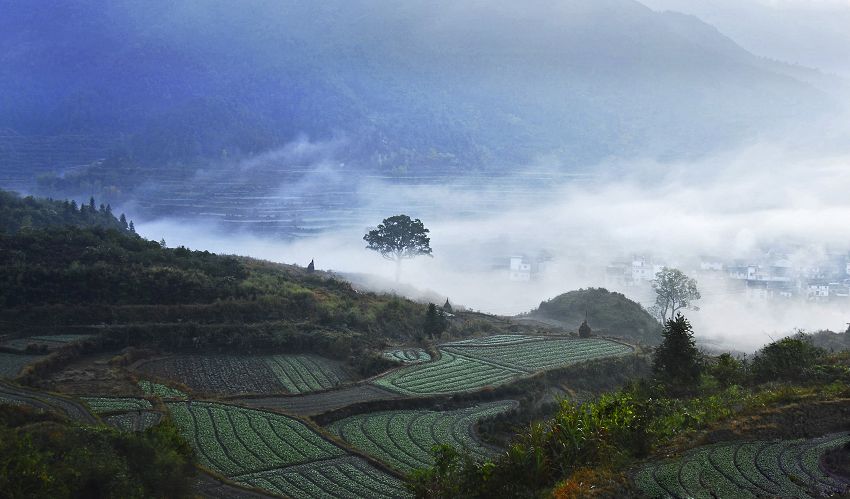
509;256;532;282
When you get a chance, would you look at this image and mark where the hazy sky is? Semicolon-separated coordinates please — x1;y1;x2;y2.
640;0;850;76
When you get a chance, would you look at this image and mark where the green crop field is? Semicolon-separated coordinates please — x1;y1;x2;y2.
138;379;187;399
374;336;634;396
373;350;523;395
442;336;634;372
104;410;162;432
383;348;431;364
81;397;153;414
137;354;351;395
329;400;518;473
167;401;409;498
634;433;850;498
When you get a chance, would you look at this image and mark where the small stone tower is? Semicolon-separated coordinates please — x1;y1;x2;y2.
307;259;315;273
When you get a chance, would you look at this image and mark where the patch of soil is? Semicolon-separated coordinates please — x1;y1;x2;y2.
36;352;140;396
822;441;850;483
701;398;850;444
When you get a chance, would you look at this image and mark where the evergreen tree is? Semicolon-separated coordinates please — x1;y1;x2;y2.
423;303;447;339
120;213;128;229
89;196;96;211
129;220;136;233
653;313;701;389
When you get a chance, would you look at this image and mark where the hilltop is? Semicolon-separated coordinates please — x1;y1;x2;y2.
523;287;663;345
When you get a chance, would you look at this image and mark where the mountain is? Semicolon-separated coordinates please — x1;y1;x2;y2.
0;0;838;230
525;288;662;345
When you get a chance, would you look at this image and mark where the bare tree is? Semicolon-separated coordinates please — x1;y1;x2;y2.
364;215;432;281
652;267;700;322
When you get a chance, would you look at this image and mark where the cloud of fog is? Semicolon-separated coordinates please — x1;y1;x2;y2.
136;132;850;353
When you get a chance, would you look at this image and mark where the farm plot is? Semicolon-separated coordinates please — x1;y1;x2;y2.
167;401;408;498
633;433;850;498
242;384;401;417
329;400;518;473
136;354;351;395
0;352;44;378
81;396;152;414
383;348;431;364
104;410;162;432
442;336;634;372
1;334;93;352
138;379;187;399
236;455;409;499
0;380;96;423
374;337;633;396
373;350;524;395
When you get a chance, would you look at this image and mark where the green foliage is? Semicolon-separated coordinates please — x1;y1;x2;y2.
423;303;448;339
707;353;746;388
652;268;700;322
364;215;432;281
653;314;702;390
0;189;131;235
532;288;662;345
750;335;826;383
0;406;195;499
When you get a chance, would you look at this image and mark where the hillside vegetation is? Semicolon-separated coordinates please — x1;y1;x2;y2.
527;288;662;345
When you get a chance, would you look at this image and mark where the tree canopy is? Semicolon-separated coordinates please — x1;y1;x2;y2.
363;215;432;281
653;313;702;389
652;268;700;322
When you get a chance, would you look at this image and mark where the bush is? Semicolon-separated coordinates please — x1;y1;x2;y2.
750;335;825;383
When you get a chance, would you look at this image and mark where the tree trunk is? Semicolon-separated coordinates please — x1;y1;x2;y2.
395;258;402;282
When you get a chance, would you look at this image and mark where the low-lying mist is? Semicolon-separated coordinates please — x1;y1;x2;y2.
136;136;850;353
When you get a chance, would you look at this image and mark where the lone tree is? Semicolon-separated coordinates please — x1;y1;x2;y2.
364;215;432;281
652;267;700;322
653;313;702;389
578;319;592;338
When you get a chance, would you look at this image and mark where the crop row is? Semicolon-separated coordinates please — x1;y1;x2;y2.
443;334;544;347
383;348;432;364
263;354;350;394
329;400;518;473
166;401;344;476
138;379;187;399
372;350;524;395
104;410;162;432
82;397;153;414
137;354;350;395
235;456;410;499
634;433;850;498
442;337;634;372
137;356;284;395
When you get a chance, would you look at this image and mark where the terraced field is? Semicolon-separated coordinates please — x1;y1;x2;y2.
137;354;352;395
0;381;96;423
383;348;431;364
634;433;850;498
138;379;187;399
241;384;401;417
374;336;634;396
104;410;163;432
0;352;44;377
81;396;153;414
329;400;518;473
167;401;409;498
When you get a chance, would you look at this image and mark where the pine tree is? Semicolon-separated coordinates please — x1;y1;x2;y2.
652;313;702;389
423;303;447;339
129;220;136;233
89;197;96;211
119;214;128;229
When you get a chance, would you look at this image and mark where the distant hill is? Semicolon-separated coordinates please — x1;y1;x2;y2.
0;0;838;229
525;288;662;345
